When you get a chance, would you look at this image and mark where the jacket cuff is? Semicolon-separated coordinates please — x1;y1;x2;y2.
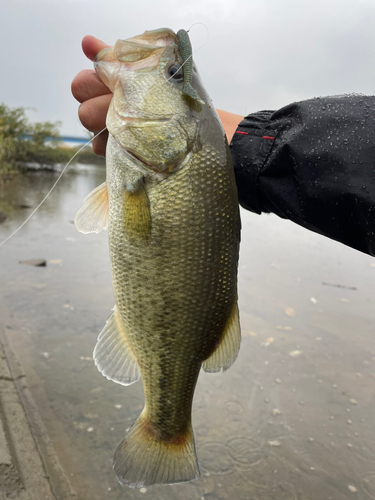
230;111;277;214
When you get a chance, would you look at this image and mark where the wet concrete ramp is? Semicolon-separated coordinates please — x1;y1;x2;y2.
0;331;75;500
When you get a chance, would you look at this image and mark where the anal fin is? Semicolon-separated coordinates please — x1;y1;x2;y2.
94;306;140;386
202;302;241;373
75;181;109;234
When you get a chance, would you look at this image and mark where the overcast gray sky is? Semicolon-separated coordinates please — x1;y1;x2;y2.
2;0;375;136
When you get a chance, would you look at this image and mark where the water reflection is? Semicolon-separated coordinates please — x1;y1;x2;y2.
0;165;374;499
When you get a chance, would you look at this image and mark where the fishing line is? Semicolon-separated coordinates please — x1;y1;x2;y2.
0;127;107;248
186;22;210;55
0;26;210;248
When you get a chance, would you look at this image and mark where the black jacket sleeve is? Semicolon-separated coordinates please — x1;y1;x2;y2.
230;95;375;256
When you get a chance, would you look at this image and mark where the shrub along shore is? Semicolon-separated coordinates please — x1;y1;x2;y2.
0;103;104;176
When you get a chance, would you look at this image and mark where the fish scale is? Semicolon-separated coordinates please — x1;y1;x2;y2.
74;27;241;488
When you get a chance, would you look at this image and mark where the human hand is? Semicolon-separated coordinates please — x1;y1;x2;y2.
71;35;112;156
71;36;243;156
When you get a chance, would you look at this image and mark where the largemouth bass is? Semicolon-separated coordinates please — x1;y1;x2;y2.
75;27;241;488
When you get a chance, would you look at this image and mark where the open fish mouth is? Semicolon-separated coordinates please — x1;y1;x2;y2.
94;28;177;79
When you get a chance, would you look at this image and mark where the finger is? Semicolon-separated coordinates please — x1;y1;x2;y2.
82;35;110;61
92;130;109;157
79;94;112;133
71;69;112;103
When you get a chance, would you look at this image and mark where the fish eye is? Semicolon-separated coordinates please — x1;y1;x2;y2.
167;64;184;82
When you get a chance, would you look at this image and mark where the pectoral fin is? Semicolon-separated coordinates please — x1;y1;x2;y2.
124;182;151;245
94;306;140;386
74;182;109;234
202;302;241;373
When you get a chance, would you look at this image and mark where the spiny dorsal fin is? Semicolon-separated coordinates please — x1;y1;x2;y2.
202;302;241;373
74;181;109;234
94;306;140;386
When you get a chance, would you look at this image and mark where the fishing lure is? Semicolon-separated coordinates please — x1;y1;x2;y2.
176;29;205;105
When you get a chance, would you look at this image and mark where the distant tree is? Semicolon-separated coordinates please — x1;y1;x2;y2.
0;103;73;173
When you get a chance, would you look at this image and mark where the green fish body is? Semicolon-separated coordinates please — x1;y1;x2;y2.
75;27;241;488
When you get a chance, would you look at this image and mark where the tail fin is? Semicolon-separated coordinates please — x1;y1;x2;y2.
113;413;199;488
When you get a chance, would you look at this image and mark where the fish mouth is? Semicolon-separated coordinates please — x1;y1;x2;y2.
94;29;177;91
94;29;177;69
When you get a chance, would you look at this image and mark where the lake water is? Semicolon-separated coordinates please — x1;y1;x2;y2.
0;165;374;500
